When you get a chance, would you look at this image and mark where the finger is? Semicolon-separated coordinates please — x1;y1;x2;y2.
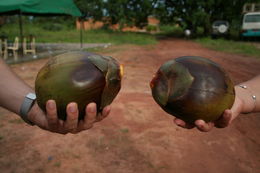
215;110;232;128
83;103;97;129
59;119;64;127
173;118;195;129
173;118;186;127
195;120;214;132
46;100;59;128
96;105;111;122
64;102;79;132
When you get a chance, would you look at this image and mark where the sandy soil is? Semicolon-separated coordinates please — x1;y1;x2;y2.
0;38;259;173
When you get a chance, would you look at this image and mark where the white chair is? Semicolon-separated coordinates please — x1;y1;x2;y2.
23;35;36;55
0;38;8;60
7;37;19;61
0;39;2;58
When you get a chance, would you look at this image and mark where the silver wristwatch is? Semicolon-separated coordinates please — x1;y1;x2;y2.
20;93;36;125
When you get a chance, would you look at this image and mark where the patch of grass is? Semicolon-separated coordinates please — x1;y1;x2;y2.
53;162;61;168
120;128;129;133
72;154;81;159
0;23;157;45
157;25;184;38
84;29;157;45
196;37;260;58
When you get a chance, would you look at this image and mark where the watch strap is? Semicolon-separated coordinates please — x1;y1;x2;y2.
20;93;36;126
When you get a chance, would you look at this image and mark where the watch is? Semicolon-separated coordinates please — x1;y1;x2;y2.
20;93;36;125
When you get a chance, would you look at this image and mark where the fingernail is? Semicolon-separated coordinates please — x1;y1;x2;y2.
176;122;181;126
198;125;204;129
90;106;95;113
69;104;77;113
106;106;111;113
174;119;181;126
48;101;55;109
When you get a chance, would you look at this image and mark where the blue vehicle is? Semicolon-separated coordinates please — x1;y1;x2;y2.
241;12;260;38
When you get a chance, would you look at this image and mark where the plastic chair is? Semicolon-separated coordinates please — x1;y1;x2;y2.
0;39;2;58
0;37;8;60
23;35;36;55
7;37;19;61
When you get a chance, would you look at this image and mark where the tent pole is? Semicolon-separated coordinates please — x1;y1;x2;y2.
18;11;23;47
80;18;83;49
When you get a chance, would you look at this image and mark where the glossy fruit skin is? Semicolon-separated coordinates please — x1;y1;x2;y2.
150;56;235;124
35;51;122;120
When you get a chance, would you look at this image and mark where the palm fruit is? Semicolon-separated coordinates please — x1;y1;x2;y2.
150;56;235;124
35;51;123;120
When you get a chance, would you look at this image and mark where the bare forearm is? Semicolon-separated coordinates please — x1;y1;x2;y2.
236;75;260;113
0;59;33;115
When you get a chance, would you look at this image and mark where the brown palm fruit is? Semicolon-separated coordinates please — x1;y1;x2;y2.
35;51;123;120
150;56;235;124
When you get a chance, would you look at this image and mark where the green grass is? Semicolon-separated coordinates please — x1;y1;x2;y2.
157;24;184;37
120;128;129;133
2;22;259;58
196;37;260;58
53;162;61;168
0;23;157;45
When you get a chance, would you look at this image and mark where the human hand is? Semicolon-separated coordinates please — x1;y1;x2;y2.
27;100;111;134
173;94;243;132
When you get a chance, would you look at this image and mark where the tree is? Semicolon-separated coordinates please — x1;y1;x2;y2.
75;0;155;30
74;0;104;20
104;0;155;29
154;0;258;35
75;0;258;35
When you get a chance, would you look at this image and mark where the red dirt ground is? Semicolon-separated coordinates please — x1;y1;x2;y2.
0;39;259;173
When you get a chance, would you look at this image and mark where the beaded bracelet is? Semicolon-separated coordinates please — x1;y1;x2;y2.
239;85;257;112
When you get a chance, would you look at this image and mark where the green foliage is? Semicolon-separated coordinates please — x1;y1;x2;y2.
154;0;257;36
146;25;158;32
159;25;178;33
196;27;204;36
75;0;155;29
196;37;260;58
74;0;260;36
158;24;183;37
229;19;244;40
74;0;104;20
1;0;258;38
41;23;65;31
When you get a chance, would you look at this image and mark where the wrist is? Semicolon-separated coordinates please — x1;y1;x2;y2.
19;93;36;125
235;85;256;114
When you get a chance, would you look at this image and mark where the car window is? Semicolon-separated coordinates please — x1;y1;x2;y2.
244;14;260;23
213;21;227;26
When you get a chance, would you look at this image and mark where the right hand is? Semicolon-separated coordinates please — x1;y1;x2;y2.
27;100;111;134
173;92;243;132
